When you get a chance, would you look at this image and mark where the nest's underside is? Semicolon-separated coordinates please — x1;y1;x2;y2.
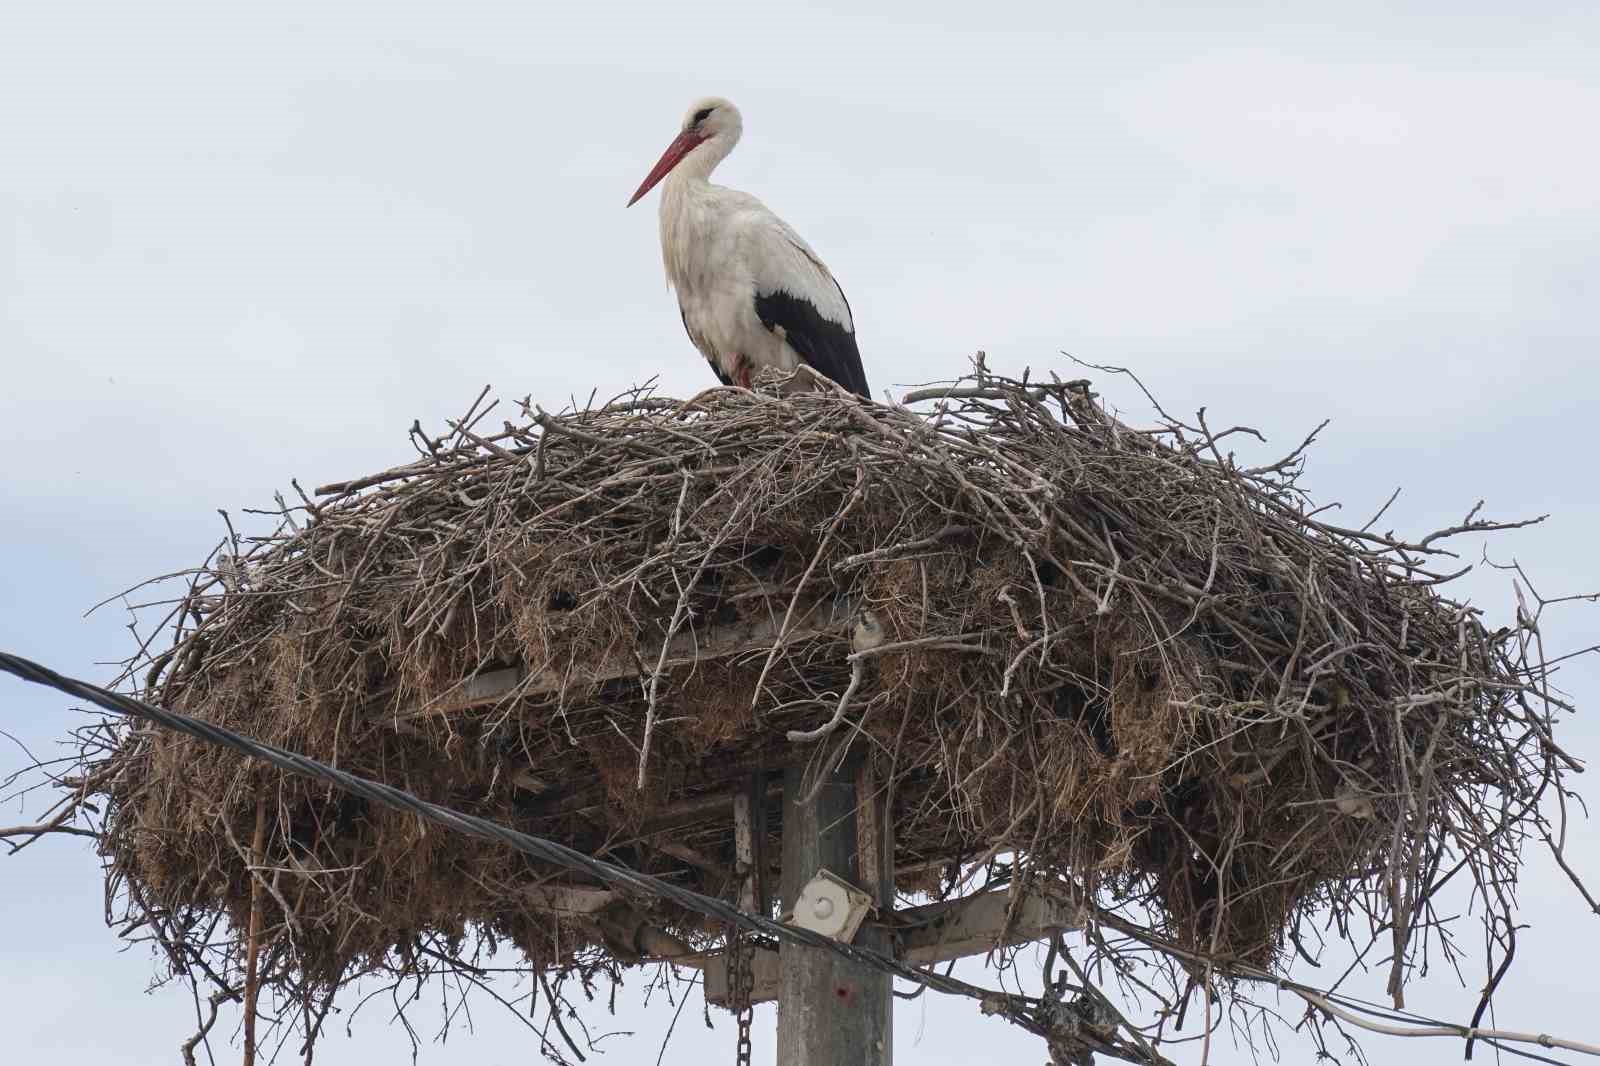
92;368;1563;1005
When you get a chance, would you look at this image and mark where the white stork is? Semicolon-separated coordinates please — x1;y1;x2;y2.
626;97;871;398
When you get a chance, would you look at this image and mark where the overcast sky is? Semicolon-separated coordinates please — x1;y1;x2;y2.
3;2;1598;1063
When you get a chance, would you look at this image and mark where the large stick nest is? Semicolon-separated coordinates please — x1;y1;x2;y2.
86;363;1579;1036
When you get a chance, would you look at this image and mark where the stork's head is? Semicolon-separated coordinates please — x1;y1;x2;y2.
626;97;743;207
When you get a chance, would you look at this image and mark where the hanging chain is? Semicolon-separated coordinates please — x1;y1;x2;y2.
729;924;753;1066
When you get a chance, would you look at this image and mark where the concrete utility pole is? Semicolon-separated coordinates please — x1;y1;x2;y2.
776;759;892;1066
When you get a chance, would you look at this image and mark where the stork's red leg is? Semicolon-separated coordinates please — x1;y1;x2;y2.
736;359;752;390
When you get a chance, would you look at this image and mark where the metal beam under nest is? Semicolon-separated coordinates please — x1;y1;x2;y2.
700;887;1083;1007
397;590;854;719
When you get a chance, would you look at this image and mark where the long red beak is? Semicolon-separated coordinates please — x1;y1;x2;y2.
627;129;705;207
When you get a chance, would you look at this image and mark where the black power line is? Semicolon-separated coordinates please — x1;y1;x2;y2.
9;646;1587;1062
0;650;1039;1019
16;650;1582;1064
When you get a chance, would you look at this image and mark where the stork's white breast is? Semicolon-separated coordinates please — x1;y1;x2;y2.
661;182;852;379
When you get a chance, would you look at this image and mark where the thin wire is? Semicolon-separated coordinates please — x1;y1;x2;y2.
1091;911;1600;1061
0;650;1039;1021
6;649;1595;1063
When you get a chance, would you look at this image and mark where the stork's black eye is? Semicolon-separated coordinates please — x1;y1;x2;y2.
692;106;715;125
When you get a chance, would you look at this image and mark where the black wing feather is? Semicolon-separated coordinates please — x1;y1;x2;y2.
754;289;870;398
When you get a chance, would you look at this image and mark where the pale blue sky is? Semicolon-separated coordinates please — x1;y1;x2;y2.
3;2;1597;1063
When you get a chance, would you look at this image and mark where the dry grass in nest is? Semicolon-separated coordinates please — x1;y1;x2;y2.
58;362;1586;1059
